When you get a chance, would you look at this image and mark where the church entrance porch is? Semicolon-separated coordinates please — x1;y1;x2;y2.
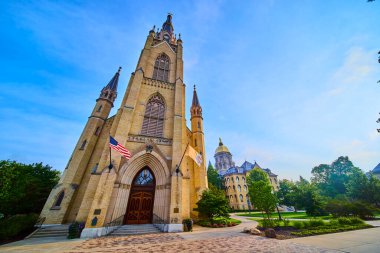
124;167;155;224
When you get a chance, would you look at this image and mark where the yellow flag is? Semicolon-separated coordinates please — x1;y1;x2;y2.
187;145;203;166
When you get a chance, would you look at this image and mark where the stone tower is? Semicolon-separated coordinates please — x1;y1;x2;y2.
189;86;208;216
40;68;121;224
40;14;208;237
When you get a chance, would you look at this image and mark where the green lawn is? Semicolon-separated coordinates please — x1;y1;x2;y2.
237;211;332;220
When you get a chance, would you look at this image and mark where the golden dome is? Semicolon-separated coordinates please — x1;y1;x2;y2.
215;138;230;154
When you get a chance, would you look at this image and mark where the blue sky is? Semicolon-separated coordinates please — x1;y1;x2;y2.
0;1;379;180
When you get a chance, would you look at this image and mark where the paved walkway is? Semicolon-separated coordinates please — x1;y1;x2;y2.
2;214;378;252
0;214;338;253
288;227;380;253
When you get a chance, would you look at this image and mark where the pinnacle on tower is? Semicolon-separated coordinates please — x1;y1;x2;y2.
191;85;202;118
105;66;121;91
98;67;121;105
192;85;200;107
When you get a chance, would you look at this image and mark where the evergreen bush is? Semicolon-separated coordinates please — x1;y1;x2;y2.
68;222;85;239
0;213;38;240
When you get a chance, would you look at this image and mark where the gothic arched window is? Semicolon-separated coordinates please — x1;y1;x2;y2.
53;191;64;207
152;54;170;82
141;94;165;137
133;168;154;185
240;194;243;202
238;185;241;192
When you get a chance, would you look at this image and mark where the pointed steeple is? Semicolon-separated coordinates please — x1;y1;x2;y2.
105;67;121;91
192;85;200;107
162;13;174;35
191;85;202;118
98;67;121;105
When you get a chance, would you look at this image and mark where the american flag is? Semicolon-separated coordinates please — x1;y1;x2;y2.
109;136;131;159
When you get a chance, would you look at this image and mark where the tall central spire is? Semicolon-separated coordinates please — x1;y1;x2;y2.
162;13;174;36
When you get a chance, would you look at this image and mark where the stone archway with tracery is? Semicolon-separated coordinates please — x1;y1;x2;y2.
105;150;171;225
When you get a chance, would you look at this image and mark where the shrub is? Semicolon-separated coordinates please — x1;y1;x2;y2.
326;200;377;219
197;220;211;227
308;218;325;227
337;217;365;225
182;218;193;232
329;219;339;226
0;213;39;240
292;221;304;229
348;217;365;225
283;219;290;227
68;222;85;239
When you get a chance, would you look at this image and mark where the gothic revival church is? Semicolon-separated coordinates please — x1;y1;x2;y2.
40;14;208;237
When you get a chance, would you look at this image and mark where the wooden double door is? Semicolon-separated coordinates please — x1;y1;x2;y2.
124;167;155;224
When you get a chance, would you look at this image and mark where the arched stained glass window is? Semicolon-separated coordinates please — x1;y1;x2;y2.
240;194;243;202
152;54;170;82
141;94;165;137
236;176;239;182
238;185;241;192
133;168;154;185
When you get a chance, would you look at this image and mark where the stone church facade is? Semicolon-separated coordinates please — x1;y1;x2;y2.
40;14;208;237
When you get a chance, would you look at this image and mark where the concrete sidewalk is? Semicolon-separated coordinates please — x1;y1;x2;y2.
288;227;380;253
0;237;85;253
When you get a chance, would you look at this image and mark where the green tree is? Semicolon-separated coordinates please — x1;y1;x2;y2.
311;156;358;198
247;168;277;219
346;170;380;207
276;179;297;208
207;162;222;189
196;184;230;221
0;160;60;216
293;177;326;216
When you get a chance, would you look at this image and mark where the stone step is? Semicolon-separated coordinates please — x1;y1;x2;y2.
34;231;68;235
109;224;161;236
27;225;69;239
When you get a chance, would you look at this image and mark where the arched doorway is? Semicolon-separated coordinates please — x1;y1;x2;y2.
124;167;156;224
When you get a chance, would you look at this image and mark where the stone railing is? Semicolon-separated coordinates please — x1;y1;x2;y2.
142;77;175;90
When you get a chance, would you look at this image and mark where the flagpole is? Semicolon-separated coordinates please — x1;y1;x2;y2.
176;143;189;174
108;136;113;172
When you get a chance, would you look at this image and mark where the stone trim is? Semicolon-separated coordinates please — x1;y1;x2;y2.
128;134;172;146
142;77;175;90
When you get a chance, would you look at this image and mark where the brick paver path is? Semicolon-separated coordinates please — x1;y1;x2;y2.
66;233;338;253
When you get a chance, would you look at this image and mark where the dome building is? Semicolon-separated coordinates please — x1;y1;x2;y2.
214;139;280;210
214;138;235;175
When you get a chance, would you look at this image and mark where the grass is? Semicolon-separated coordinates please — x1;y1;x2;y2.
237;211;332;220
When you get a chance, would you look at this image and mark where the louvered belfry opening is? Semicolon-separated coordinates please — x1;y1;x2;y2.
152;54;170;82
141;94;165;137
